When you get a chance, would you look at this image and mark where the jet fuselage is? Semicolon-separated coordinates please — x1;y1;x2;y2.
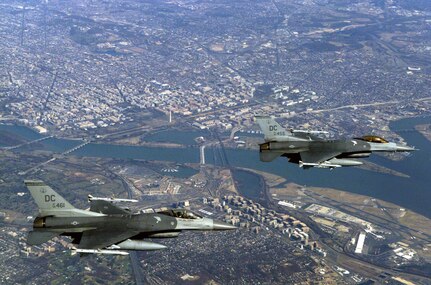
34;213;222;234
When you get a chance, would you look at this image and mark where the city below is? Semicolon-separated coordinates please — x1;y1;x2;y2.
0;0;431;285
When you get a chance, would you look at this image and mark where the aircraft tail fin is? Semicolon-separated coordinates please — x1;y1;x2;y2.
25;180;104;217
255;116;291;141
25;180;75;212
27;231;59;246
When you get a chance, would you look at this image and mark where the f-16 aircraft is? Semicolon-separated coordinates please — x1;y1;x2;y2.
25;180;236;255
255;116;415;169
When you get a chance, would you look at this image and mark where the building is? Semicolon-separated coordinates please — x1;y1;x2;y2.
355;232;366;254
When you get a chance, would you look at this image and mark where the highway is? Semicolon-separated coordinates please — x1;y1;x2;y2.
116;172;145;285
305;96;431;114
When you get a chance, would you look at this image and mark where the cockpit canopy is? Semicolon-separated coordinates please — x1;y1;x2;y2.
158;209;202;219
355;135;389;144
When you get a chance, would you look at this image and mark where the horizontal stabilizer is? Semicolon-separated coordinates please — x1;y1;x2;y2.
260;151;282;162
27;231;59;246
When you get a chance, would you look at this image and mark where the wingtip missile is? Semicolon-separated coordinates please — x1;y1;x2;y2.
88;195;138;203
299;161;342;169
291;129;329;135
71;248;130;256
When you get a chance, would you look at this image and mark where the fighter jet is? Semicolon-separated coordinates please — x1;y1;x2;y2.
25;180;236;255
255;116;415;169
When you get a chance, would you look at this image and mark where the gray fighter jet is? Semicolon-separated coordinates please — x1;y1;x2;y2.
255;116;415;169
25;180;236;255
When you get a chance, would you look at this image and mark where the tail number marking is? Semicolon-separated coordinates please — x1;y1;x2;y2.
45;195;56;202
45;195;65;208
269;125;286;136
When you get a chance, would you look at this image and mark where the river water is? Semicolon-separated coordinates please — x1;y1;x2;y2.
0;116;430;217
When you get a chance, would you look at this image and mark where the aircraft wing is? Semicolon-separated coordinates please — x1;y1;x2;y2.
78;229;139;249
300;151;341;163
90;200;131;215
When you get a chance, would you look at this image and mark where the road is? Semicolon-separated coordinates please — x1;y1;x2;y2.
306;96;431;114
270;188;431;281
112;171;145;285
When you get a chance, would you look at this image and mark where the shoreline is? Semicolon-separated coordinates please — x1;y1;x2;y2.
1;115;430;218
234;165;430;231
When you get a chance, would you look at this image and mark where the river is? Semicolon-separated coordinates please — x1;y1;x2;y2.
0;116;430;217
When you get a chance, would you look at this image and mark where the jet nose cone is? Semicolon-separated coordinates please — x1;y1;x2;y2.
396;145;416;152
212;220;237;230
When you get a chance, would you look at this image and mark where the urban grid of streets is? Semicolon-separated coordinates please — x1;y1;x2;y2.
0;0;431;284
